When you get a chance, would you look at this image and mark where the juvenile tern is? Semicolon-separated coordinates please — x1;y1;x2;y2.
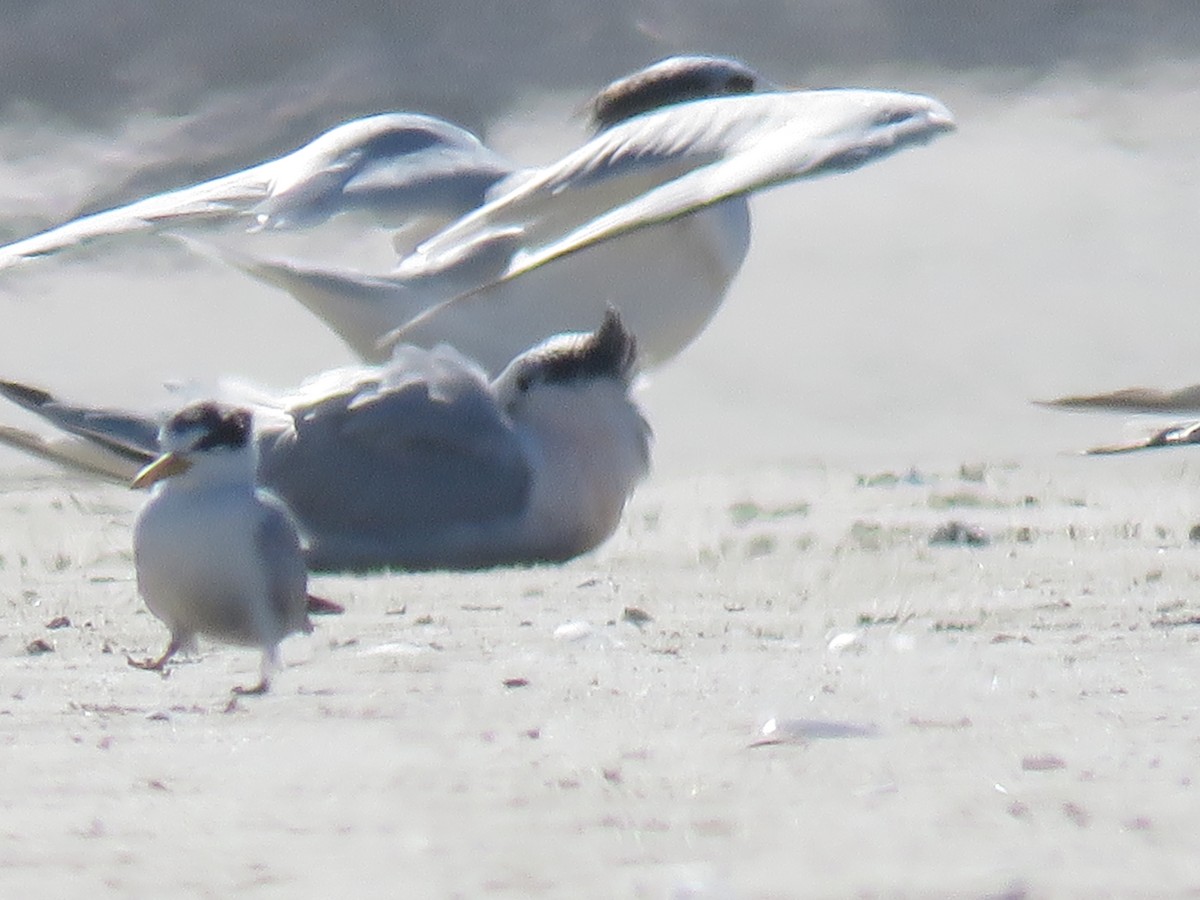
231;72;956;372
0;113;515;269
129;401;316;694
0;312;650;572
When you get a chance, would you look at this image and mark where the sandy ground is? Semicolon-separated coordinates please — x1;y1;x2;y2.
3;450;1200;898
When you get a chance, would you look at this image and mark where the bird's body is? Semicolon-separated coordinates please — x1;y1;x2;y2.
0;313;650;572
240;192;750;372
129;402;313;693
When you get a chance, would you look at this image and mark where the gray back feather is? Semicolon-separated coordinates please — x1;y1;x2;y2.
254;496;309;634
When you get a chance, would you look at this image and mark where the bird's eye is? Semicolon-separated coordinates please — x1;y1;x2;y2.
516;373;532;393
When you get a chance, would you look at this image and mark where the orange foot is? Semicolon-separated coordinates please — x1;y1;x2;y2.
232;678;270;696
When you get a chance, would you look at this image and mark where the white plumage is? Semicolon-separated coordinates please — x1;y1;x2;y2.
129;401;314;694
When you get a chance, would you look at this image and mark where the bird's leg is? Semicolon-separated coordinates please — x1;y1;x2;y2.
126;635;182;675
231;647;276;696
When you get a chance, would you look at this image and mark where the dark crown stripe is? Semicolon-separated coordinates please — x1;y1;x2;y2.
540;309;637;385
589;56;758;129
169;401;252;451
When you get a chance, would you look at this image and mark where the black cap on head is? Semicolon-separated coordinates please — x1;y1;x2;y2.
168;401;253;451
536;309;638;387
588;55;758;130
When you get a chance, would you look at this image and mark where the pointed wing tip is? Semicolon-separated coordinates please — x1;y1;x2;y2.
0;378;53;409
0;422;49;453
1081;443;1151;456
1033;396;1115;411
1034;386;1200;414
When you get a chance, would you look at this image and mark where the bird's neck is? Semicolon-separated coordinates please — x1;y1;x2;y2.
159;453;258;495
520;383;650;550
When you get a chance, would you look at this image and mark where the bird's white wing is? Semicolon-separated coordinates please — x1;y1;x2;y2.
388;88;955;343
0;165;275;269
399;93;751;273
0;113;512;270
496;127;833;279
0;424;142;482
0;378;162;460
1038;384;1200;414
404;90;952;277
251;113;514;230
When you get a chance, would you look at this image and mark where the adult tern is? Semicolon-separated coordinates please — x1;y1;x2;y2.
231;72;956;373
129;401;317;694
0;312;650;572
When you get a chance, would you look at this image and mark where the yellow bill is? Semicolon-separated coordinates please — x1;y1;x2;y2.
131;451;192;489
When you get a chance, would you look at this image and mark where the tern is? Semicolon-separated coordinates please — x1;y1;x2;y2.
129;401;317;694
0;312;650;572
227;63;955;373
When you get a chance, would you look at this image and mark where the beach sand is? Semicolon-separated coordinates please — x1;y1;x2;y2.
3;451;1200;897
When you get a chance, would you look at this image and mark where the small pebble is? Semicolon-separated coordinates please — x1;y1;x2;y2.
751;717;880;746
1022;754;1067;771
554;621;594;642
930;521;990;546
827;632;865;655
622;607;652;628
1062;801;1090;827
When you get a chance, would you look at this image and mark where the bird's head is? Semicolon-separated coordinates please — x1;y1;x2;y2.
494;309;639;411
132;401;255;490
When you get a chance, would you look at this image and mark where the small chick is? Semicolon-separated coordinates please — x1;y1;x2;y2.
129;401;315;694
